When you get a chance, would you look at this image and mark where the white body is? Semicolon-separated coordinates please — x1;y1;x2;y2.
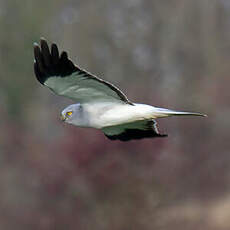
82;103;156;128
62;102;205;129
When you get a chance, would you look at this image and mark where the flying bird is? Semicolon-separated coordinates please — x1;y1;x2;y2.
33;38;206;141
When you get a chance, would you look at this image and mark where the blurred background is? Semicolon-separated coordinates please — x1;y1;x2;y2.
0;0;230;229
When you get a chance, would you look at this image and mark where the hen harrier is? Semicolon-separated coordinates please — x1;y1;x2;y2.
33;38;206;141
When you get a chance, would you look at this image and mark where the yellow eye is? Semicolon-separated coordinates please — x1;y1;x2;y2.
66;111;73;117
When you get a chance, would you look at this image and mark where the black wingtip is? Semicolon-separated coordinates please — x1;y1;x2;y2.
33;38;77;85
105;130;168;141
34;42;46;84
51;43;59;65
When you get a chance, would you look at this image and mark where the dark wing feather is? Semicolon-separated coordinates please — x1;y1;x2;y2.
102;120;167;141
34;38;132;104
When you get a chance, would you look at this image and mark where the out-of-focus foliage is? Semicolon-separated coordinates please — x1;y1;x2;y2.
0;0;230;229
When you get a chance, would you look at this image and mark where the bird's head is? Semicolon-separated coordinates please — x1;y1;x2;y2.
60;104;81;124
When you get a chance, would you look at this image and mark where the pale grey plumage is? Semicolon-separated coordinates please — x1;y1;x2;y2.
34;38;206;141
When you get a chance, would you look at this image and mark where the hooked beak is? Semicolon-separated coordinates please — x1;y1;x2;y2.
60;114;66;121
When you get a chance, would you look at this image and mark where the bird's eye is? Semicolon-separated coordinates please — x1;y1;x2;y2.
66;111;73;117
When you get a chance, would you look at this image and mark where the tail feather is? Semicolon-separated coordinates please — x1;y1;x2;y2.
154;107;207;118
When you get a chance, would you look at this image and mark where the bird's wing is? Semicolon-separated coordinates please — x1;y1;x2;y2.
34;39;132;104
102;120;167;141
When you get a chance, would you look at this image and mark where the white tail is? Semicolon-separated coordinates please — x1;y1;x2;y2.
153;107;207;118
